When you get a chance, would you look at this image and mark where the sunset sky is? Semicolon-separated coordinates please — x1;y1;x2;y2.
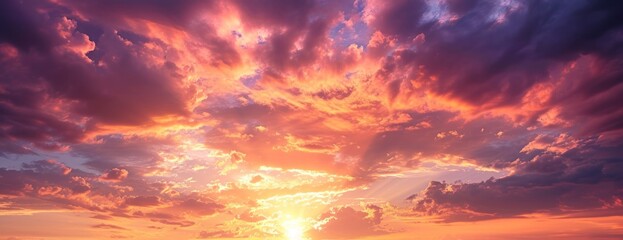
1;0;623;239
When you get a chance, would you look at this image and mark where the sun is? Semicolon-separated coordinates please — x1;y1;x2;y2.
281;218;306;240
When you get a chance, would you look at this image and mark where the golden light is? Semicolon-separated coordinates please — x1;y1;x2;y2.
281;217;306;240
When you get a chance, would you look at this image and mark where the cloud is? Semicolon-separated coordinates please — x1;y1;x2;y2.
0;86;84;154
309;205;387;239
173;198;224;216
0;160;79;196
99;168;129;182
92;224;127;230
236;210;265;222
250;175;264;184
0;159;121;214
61;0;217;28
364;0;428;40
72;135;171;176
198;230;237;239
124;196;161;207
369;0;623;114
0;159;227;229
410;138;623;221
0;1;196;128
203;102;357;174
0;1;60;52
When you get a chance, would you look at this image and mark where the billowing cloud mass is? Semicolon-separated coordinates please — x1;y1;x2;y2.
1;0;623;239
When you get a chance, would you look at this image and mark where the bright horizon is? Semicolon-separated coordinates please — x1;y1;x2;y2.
1;0;623;239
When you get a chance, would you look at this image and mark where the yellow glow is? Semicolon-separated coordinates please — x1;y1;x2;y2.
281;217;306;240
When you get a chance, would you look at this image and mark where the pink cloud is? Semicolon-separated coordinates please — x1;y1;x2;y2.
99;168;129;182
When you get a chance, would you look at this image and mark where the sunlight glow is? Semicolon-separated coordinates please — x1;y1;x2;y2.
281;218;306;240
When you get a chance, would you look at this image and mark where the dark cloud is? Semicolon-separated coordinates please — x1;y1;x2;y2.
0;1;193;128
550;54;623;136
187;22;241;66
232;0;316;29
354;1;623;184
0;159;112;213
72;135;171;176
372;0;623;110
35;36;190;125
99;168;129;182
61;0;217;28
366;0;429;40
232;0;352;74
174;198;224;216
445;0;480;16
0;83;84;154
0;160;76;196
0;0;198;162
0;0;61;52
62;0;242;68
411;138;623;221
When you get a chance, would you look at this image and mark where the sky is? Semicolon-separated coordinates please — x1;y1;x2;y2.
1;0;623;239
